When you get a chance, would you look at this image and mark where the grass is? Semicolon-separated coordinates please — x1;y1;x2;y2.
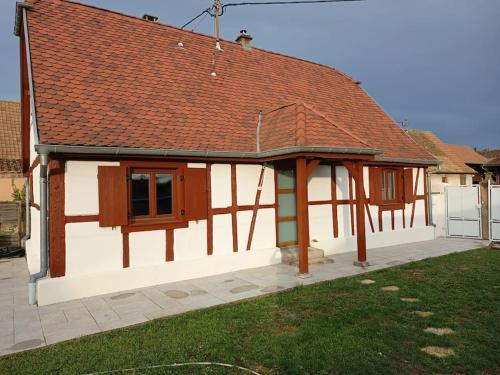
1;248;499;375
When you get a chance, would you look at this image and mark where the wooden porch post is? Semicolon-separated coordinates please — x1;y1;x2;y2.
296;157;310;274
354;161;367;266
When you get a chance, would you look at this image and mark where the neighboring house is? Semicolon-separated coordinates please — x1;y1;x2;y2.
407;130;487;237
446;144;488;184
0;101;23;202
15;0;437;306
483;157;500;184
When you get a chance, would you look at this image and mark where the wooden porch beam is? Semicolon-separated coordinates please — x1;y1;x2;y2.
296;157;310;275
306;159;321;178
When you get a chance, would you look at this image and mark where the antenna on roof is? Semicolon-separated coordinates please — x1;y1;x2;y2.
182;0;364;50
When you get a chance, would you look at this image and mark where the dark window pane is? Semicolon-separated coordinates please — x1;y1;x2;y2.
156;173;172;215
131;173;150;216
387;171;395;200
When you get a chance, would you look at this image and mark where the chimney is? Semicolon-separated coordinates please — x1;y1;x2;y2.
142;14;158;22
235;30;253;51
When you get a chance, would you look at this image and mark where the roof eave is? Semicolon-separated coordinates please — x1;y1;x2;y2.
35;144;383;159
13;2;33;36
375;156;440;166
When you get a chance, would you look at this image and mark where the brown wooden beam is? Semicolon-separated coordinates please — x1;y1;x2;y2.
48;159;66;277
306;159;321;178
354;161;367;265
207;163;213;255
231;164;238;252
246;166;266;250
296;157;309;274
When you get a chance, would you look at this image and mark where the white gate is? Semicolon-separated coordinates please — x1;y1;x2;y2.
445;186;482;238
489;184;500;241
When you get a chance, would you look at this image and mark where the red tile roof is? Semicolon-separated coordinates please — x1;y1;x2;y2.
0;101;21;176
446;144;487;165
24;0;435;161
407;130;479;174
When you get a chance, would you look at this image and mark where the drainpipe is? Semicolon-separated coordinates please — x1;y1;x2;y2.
21;176;30;246
28;153;49;305
256;110;262;153
427;172;434;226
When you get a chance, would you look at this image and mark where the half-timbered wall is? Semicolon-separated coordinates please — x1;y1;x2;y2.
307;165;434;255
29;160;280;305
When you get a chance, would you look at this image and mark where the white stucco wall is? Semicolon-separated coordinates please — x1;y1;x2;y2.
65;161;119;215
129;230;165;268
211;164;231;208
65;222;123;276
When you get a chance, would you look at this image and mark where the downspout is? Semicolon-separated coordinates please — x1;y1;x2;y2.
427;171;434;226
256;110;262;153
28;152;48;305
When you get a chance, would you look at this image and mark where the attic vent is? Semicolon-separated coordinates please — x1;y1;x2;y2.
142;14;158;22
235;29;253;51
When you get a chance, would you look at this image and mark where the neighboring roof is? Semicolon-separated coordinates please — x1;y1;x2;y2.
22;0;435;162
484;156;500;167
0;101;21;175
446;144;487;165
407;130;477;174
479;149;500;159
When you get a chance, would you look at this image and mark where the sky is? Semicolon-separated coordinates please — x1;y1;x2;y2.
1;0;499;149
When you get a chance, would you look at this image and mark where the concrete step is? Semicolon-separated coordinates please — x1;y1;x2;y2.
280;246;334;265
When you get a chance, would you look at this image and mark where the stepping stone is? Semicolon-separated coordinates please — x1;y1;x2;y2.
189;289;207;296
9;339;44;351
421;346;455;358
414;311;434;317
230;284;259;294
424;327;455;336
359;279;376;285
165;290;189;299
261;285;284;293
401;297;420;302
110;292;135;300
381;286;400;292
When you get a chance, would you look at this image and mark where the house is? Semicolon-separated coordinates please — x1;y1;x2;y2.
0;101;23;202
483;157;500;184
15;0;438;306
407;130;487;188
407;129;488;237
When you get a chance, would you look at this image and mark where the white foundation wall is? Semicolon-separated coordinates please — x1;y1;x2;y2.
308;166;433;254
37;161;280;305
25;207;40;275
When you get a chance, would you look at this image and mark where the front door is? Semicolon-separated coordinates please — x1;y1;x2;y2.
277;168;298;247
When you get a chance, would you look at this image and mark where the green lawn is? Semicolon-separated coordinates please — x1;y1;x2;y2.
1;248;499;375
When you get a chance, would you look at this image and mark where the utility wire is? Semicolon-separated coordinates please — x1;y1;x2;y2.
181;0;363;28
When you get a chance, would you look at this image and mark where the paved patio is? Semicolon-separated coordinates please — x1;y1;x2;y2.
0;237;488;356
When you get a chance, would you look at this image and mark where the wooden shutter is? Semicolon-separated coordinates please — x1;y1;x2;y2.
368;167;381;205
403;168;414;203
98;166;128;227
184;167;208;221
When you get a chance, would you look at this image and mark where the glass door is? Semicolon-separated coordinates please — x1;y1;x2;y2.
277;169;297;247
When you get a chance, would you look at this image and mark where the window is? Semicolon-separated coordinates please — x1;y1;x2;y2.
381;169;396;202
460;175;466;185
130;168;176;223
442;176;448;183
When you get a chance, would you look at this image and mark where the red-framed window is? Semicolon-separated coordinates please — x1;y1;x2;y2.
381;168;398;203
129;168;179;223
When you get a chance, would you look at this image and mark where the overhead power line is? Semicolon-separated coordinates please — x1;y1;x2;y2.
181;0;363;29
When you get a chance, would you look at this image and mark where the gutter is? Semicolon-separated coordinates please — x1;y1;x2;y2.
13;2;33;37
28;153;48;305
375;156;440;166
35;144;383;158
